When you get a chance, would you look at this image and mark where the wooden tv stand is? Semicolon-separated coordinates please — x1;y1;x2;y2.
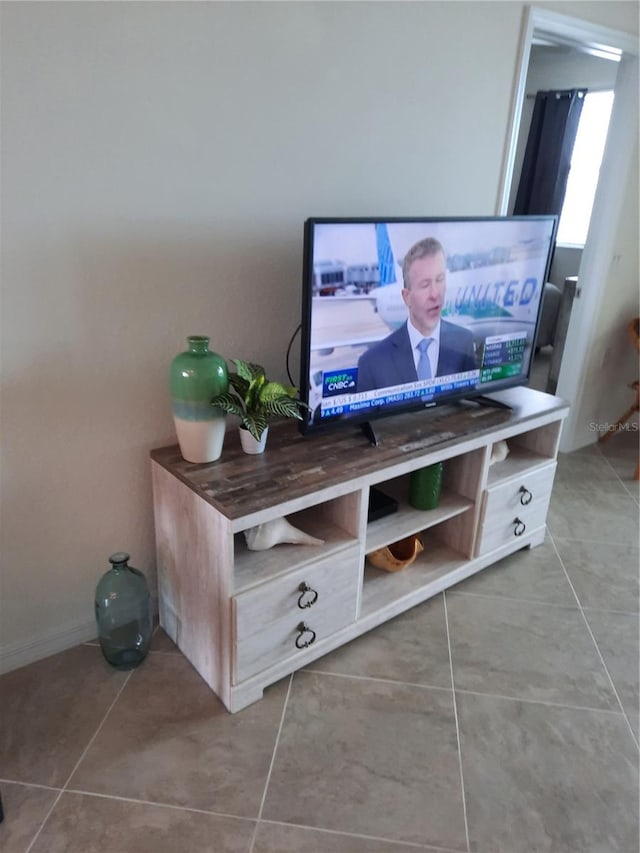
150;387;568;712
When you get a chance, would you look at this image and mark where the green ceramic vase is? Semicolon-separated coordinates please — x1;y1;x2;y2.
170;335;229;463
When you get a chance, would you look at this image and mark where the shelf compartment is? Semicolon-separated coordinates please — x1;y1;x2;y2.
233;508;358;594
360;532;467;620
365;477;473;553
486;447;554;488
487;420;561;488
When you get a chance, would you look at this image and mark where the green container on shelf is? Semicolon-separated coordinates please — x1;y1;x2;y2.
409;462;443;510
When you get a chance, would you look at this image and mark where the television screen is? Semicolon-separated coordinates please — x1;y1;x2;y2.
299;216;558;435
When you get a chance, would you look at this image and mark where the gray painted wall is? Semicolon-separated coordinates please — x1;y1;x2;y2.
1;1;637;668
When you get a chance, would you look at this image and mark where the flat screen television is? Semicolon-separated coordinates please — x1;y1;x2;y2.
299;216;558;438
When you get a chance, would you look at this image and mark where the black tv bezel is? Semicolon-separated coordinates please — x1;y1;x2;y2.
298;215;558;436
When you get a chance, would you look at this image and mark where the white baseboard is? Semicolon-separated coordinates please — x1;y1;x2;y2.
0;617;97;675
1;596;160;675
0;593;158;675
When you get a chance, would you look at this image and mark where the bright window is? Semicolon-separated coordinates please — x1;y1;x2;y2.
557;90;615;246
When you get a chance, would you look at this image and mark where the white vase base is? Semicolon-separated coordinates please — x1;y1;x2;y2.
174;416;226;463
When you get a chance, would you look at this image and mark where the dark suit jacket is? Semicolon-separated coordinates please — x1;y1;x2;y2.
356;320;476;393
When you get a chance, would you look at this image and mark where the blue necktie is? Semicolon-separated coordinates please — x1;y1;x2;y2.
417;338;433;380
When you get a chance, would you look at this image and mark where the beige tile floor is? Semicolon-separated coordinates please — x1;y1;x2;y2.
1;432;638;853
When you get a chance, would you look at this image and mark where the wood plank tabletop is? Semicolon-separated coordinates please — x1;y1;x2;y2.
150;387;568;521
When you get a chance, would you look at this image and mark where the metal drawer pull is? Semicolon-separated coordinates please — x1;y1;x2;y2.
519;486;533;505
295;622;316;649
514;517;527;536
297;582;318;609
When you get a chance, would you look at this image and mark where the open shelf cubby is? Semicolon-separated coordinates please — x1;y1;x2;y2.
233;505;359;594
487;420;562;488
366;478;473;553
360;532;468;619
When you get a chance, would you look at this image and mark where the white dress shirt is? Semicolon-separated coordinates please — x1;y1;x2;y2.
407;319;441;378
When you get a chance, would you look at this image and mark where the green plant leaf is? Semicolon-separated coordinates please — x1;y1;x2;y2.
259;381;296;403
209;393;245;419
228;371;250;400
242;412;268;441
246;375;266;413
219;359;307;428
263;396;306;420
234;360;265;384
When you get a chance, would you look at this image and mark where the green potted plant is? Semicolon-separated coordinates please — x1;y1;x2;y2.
209;359;308;454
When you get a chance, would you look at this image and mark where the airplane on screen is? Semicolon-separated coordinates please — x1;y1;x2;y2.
311;220;541;351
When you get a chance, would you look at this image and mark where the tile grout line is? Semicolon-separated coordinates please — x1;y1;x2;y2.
60;787;257;822
548;533;640;751
447;589;578;610
0;779;63;792
306;667;454;693
597;443;639;501
561;441;638;501
607;461;639;501
306;666;632;717
53;785;457;851
549;482;639;532
60;668;137;788
443;590;471;853
546;533;639;546
571;604;638;616
253;817;459;851
248;672;294;853
448;588;637;616
453;687;631;716
24;668;135;853
580;447;638;503
553;483;633;499
551;450;639;540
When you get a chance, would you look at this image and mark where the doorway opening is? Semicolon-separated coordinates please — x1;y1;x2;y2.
556;89;615;246
508;42;619;395
498;8;639;451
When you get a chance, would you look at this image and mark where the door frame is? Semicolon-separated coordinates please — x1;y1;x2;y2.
497;7;639;452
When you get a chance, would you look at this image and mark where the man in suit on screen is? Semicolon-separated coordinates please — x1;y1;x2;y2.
356;237;477;393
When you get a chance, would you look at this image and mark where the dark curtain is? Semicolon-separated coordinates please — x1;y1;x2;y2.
513;88;587;216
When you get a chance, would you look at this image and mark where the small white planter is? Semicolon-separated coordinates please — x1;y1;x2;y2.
239;426;268;455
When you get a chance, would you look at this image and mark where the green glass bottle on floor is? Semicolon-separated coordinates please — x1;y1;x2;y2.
95;553;152;669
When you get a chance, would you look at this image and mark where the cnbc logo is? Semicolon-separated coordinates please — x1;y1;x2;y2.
323;369;357;398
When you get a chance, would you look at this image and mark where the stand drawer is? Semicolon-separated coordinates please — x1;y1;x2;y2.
477;462;556;555
477;504;550;555
483;462;556;523
233;547;360;683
